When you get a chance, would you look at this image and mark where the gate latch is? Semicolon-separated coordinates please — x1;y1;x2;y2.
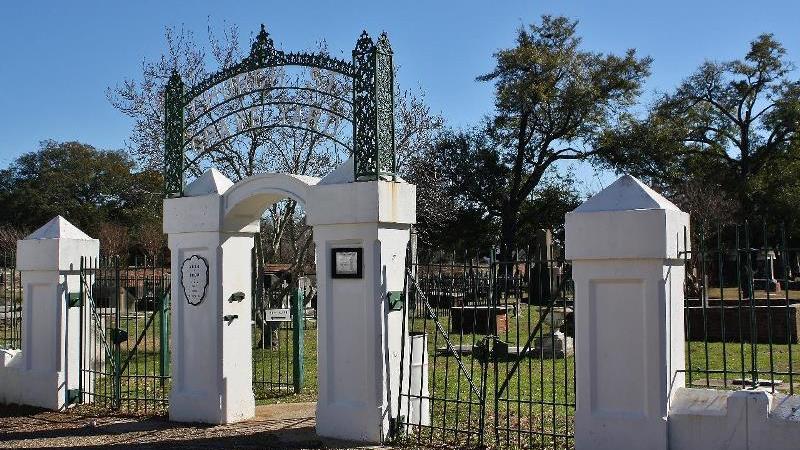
229;292;245;303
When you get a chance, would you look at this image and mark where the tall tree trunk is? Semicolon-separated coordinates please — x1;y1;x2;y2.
499;205;519;262
736;159;753;219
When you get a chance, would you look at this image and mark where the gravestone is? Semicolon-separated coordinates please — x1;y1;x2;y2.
533;330;573;358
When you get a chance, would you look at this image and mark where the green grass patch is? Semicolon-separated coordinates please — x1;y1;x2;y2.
686;340;800;391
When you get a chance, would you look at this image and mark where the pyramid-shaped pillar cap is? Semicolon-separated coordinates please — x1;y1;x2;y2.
25;215;94;240
318;157;355;185
17;216;99;271
573;175;681;212
185;168;234;196
565;175;689;260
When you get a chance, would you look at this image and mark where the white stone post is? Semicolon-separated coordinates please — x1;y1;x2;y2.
163;169;256;424
307;179;415;443
2;216;99;409
402;332;430;428
565;175;689;450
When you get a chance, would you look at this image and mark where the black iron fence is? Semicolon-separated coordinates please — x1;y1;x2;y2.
75;256;171;414
0;252;21;350
10;215;800;435
395;241;575;449
683;222;800;395
251;237;317;403
251;273;313;401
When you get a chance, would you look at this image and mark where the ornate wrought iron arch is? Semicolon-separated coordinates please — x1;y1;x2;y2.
163;25;396;197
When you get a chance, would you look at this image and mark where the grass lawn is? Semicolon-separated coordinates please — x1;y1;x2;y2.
0;322;22;349
252;320;319;404
705;287;800;300
686;340;800;392
398;303;576;449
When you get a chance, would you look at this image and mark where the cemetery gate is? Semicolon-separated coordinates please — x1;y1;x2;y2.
251;235;314;400
393;238;576;449
159;22;391;406
71;256;171;413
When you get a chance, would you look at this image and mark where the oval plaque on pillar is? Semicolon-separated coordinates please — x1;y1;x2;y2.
181;255;209;306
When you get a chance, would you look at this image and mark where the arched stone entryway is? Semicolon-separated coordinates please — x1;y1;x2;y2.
163;162;416;443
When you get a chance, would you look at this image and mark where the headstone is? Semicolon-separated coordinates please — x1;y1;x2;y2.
450;305;511;334
531;229;556;304
544;306;573;328
766;250;781;292
533;330;573;358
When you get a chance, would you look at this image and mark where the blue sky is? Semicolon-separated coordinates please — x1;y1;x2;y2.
0;1;798;193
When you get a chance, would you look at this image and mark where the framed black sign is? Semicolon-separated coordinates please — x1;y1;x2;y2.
331;247;363;279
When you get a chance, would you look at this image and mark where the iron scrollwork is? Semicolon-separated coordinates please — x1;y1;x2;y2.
164;71;185;198
162;24;396;197
352;31;396;181
374;33;396;179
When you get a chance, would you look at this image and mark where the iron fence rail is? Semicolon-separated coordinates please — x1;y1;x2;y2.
396;244;576;449
0;252;21;350
683;222;800;395
76;256;171;414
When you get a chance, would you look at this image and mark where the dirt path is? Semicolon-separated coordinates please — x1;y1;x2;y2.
0;402;387;449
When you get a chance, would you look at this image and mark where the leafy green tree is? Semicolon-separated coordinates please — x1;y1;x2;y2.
443;16;651;257
412;128;583;252
0;141;163;248
516;171;582;244
0;225;25;254
403;132;495;252
602;34;800;220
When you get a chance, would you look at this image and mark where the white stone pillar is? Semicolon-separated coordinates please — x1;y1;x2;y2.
307;179;415;443
6;216;99;409
565;175;689;450
163;169;256;424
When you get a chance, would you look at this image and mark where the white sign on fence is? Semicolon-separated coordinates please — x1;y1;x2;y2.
264;308;291;322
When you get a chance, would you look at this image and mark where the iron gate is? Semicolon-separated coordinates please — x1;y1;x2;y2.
394;244;576;449
251;237;315;401
73;257;171;413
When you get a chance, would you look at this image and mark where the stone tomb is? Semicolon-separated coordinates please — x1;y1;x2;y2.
450;304;513;334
